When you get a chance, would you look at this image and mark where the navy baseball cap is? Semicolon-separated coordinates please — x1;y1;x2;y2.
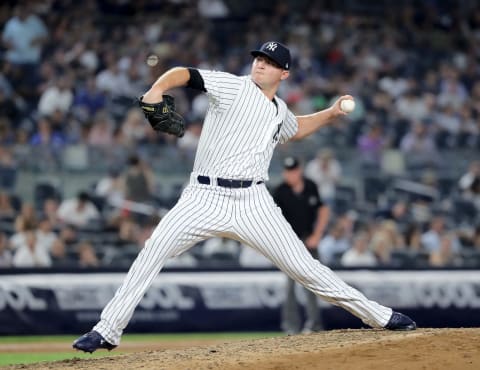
251;41;291;70
283;156;300;170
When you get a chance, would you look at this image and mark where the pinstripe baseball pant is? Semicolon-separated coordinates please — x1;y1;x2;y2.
94;176;392;344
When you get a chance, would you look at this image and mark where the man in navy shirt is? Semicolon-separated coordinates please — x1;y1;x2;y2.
274;156;330;334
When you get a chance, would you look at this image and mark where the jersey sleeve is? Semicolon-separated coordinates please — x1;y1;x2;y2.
279;109;298;144
197;69;243;112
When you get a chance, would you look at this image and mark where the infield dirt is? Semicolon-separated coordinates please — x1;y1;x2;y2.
3;328;480;370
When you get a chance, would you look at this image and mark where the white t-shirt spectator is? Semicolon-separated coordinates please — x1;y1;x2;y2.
96;67;131;97
36;229;58;252
341;248;377;267
38;85;73;116
12;232;51;268
305;155;341;203
9;231;26;251
57;198;100;228
13;245;51;267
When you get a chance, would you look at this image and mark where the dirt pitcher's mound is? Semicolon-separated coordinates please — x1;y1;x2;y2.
6;328;480;370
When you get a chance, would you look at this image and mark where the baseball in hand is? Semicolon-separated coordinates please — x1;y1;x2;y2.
340;99;355;113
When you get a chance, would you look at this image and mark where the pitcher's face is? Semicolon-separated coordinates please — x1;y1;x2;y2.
251;56;289;88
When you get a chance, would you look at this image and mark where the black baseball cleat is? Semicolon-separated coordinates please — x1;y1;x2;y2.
72;331;117;353
385;311;417;331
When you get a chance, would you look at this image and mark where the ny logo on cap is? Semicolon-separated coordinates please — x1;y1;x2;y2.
265;42;278;51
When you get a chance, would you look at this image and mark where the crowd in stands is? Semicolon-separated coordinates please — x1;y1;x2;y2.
0;0;480;269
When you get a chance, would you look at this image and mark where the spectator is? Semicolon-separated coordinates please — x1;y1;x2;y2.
77;241;100;268
459;160;480;196
30;117;65;149
434;105;462;146
395;89;430;122
1;1;480;271
191;93;209;120
12;229;51;267
336;210;358;243
2;2;49;104
40;198;62;227
197;0;229;18
0;118;14;145
341;231;377;267
399;121;440;169
404;223;423;251
465;177;480;212
375;200;410;232
136;215;161;246
95;168;125;205
0;231;12;267
437;69;468;109
429;233;460;267
57;192;100;228
2;4;48;66
317;221;350;266
473;225;480;250
36;217;58;253
15;202;37;231
58;225;79;247
457;107;478;147
0;191;16;220
0;79;20;122
122;155;155;205
305;148;342;206
120;108;149;147
87;111;115;148
73;76;106;117
421;216;461;253
49;239;71;267
37;75;73;117
116;216;140;246
95;53;130;98
370;220;404;265
177;121;202;160
9;215;28;251
0;147;17;190
356;123;387;168
11;128;31;167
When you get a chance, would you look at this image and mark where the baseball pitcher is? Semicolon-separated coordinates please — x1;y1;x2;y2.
73;41;416;353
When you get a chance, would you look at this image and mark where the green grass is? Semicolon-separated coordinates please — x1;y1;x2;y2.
0;332;282;367
0;351;123;366
0;332;281;344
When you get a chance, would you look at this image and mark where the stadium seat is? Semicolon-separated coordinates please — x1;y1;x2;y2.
460;250;480;268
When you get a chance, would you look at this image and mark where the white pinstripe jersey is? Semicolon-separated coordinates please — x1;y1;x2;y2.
192;70;298;181
93;73;394;346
